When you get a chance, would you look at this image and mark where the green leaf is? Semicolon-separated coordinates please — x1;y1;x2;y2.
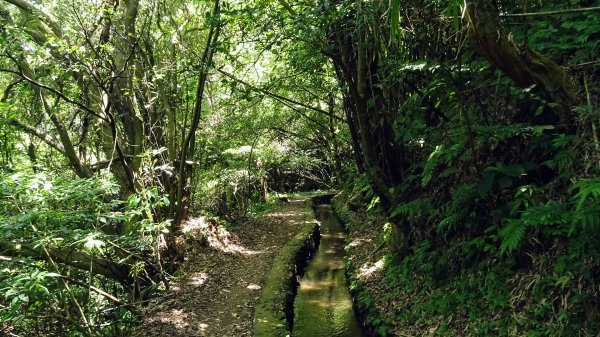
477;173;495;195
390;0;401;42
499;219;526;254
366;196;380;212
501;164;524;177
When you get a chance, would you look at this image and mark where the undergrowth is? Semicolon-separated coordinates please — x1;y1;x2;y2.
337;146;600;336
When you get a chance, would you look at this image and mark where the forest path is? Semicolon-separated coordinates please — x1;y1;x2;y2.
134;199;309;337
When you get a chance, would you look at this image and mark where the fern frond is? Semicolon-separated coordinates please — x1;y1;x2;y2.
570;178;600;211
437;212;463;232
573;201;600;233
422;145;443;186
499;219;526;254
389;198;434;219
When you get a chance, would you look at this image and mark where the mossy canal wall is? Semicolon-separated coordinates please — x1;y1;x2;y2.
253;198;320;337
253;193;350;337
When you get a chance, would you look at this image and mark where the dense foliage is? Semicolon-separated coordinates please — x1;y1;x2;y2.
0;0;598;335
0;171;169;335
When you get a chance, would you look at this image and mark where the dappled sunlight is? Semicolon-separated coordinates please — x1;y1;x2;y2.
265;211;303;218
324;248;337;254
206;233;263;255
246;283;261;290
347;237;371;248
149;309;191;329
306;297;354;309
182;216;263;255
188;272;209;286
147;308;212;335
263;208;316;227
321;232;346;239
357;258;384;279
299;278;334;291
197;323;209;333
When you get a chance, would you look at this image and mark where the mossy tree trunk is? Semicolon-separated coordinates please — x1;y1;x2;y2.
326;5;409;258
465;0;578;124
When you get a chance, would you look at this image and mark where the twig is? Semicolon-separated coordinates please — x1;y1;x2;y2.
500;6;600;18
583;74;599;168
217;68;344;121
0;66;107;122
41;245;95;337
59;275;140;315
569;60;600;70
105;240;169;289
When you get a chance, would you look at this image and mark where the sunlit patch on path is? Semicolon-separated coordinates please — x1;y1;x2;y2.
133;199;311;337
182;216;264;255
188;272;209;286
357;258;384;279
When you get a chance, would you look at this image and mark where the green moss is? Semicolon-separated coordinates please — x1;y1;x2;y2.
332;191;392;337
253;204;319;337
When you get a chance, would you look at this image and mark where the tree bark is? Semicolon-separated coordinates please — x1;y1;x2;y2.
465;0;578;123
326;4;409;259
0;241;133;286
173;0;221;227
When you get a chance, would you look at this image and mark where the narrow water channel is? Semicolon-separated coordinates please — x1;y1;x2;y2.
292;205;365;337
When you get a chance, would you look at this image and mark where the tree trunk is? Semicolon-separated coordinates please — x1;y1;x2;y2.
173;0;221;227
465;0;578;123
326;7;409;259
328;93;343;185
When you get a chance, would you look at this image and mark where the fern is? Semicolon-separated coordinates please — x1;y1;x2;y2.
436;183;477;233
352;174;376;200
472;123;531;152
437;212;464;232
422;145;443;186
575;204;600;232
500;201;568;254
570;178;600;212
543;150;577;171
569;179;600;234
389;198;434;219
499;219;526;254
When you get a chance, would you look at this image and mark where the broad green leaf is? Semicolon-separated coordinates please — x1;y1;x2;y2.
478;173;495;195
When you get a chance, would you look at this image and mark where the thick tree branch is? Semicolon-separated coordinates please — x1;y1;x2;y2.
7;119;66;155
466;0;578;122
2;0;63;38
0;241;133;286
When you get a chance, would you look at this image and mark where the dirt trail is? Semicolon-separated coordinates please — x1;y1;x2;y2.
134;199;310;337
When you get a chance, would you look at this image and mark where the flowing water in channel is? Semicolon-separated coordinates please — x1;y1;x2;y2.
292;205;365;337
